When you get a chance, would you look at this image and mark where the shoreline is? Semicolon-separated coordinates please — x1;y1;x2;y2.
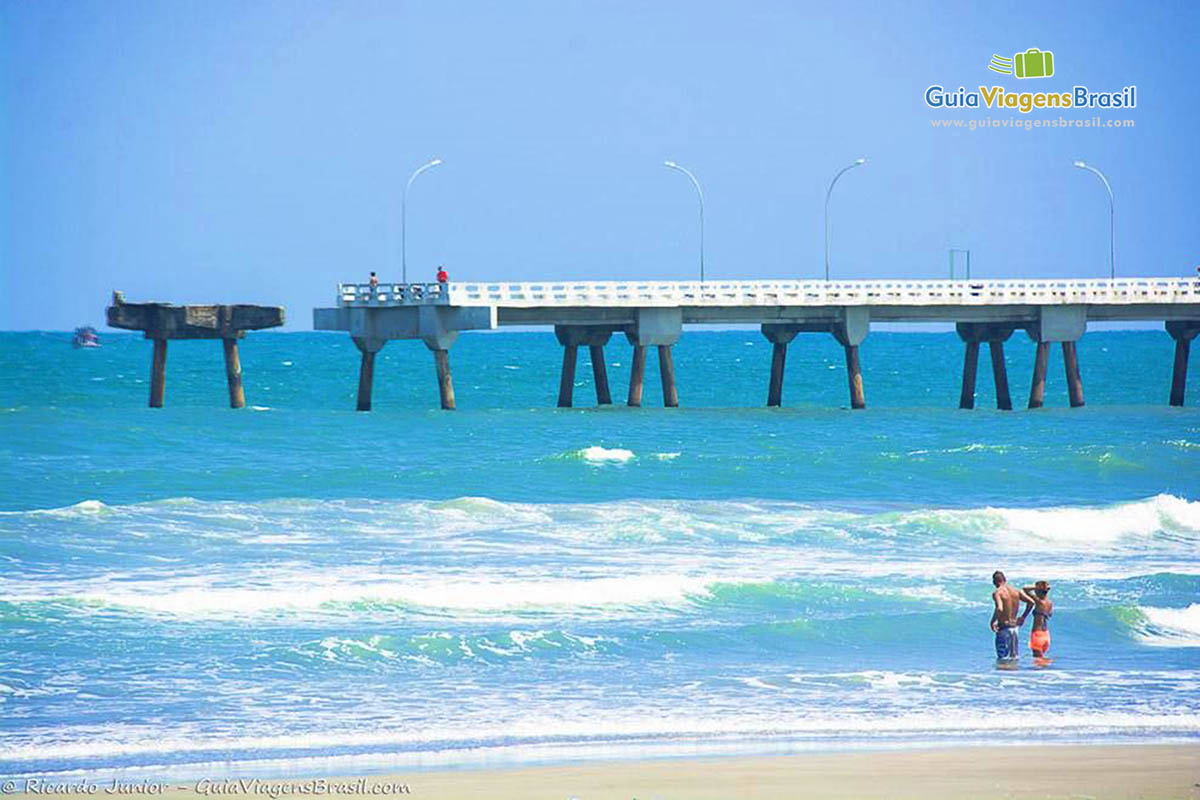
12;744;1198;799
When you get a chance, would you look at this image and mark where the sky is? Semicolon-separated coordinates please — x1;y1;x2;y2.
2;0;1198;330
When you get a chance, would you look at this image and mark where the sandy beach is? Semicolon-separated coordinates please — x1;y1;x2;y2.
16;744;1198;800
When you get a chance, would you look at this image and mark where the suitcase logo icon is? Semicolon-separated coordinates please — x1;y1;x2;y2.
988;48;1055;79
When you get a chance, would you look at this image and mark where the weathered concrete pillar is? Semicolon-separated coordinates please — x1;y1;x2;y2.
843;345;866;409
1171;338;1190;407
625;309;682;408
627;345;647;407
989;341;1012;411
1166;322;1200;407
1062;341;1085;408
558;344;578;408
433;349;455;410
222;338;245;409
589;345;612;405
1028;342;1050;409
761;325;799;407
108;293;284;409
658;345;679;408
959;341;980;410
352;337;384;412
767;343;788;407
556;325;615;408
149;338;168;408
957;323;1015;411
831;308;869;410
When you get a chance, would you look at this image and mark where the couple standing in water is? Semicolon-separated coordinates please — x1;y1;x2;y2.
990;571;1054;665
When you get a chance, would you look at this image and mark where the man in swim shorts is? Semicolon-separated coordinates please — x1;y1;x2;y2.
1019;580;1054;659
990;571;1035;662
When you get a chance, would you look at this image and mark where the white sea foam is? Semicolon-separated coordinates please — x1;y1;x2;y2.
1;571;714;617
988;494;1200;551
1136;605;1200;647
578;445;635;463
3;707;1197;766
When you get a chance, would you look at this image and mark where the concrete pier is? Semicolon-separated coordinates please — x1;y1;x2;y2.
316;278;1200;410
314;296;491;409
956;323;1015;410
107;292;284;408
555;325;615;408
1166;321;1199;406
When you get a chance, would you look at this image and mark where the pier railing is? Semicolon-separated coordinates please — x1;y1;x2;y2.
338;277;1200;308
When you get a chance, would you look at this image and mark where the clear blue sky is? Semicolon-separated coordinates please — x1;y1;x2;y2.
2;0;1198;330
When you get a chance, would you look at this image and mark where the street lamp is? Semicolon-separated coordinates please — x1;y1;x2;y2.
1073;160;1115;280
664;160;705;283
824;158;867;281
402;157;443;284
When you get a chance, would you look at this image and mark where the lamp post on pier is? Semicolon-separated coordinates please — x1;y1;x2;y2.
402;158;443;284
824;158;867;281
1073;160;1115;280
664;160;705;283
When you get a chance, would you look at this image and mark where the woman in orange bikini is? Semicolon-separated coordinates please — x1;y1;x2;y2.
1019;580;1053;660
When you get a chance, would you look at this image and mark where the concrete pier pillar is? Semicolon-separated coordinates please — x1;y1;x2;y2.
959;341;980;410
589;345;612;405
658;345;679;408
627;345;647;407
108;293;284;410
149;338;168;408
843;345;866;410
956;323;1015;411
832;308;869;409
1028;342;1050;409
352;337;384;412
1171;338;1191;407
1166;322;1200;407
433;348;456;410
555;325;615;408
624;309;682;408
558;344;579;408
222;338;245;409
767;342;788;407
761;325;799;407
1062;341;1084;408
989;340;1012;411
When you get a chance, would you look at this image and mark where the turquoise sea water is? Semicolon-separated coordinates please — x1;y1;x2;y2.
1;329;1198;778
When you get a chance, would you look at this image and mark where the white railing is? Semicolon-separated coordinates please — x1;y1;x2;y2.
337;278;1200;308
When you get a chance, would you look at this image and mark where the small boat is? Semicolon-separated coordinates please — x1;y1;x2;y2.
72;326;101;348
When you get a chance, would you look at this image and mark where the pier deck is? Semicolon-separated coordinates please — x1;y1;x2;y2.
313;278;1200;410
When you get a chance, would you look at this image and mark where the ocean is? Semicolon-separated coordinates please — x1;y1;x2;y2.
1;329;1197;779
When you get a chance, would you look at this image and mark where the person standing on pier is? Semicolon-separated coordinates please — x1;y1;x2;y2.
990;571;1035;665
436;265;449;284
369;271;379;288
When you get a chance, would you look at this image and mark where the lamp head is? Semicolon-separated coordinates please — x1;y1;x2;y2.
664;160;677;168
429;158;443;166
854;158;867;166
1073;160;1087;168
